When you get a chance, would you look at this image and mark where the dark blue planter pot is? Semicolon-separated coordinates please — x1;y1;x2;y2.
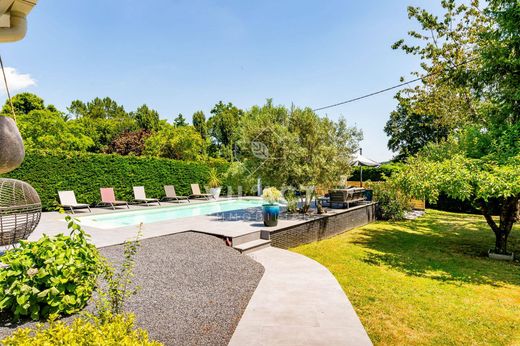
262;204;280;227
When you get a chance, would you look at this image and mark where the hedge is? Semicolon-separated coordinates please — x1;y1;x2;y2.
348;163;402;182
1;151;229;211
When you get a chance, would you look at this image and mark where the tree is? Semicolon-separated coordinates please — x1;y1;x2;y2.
67;97;128;120
104;129;151;156
173;113;187;127
384;98;449;161
67;97;137;151
238;100;362;190
391;0;489;127
1;92;46;116
144;124;205;161
131;104;160;131
470;0;520;162
208;101;243;160
391;0;519;255
393;147;519;254
17;109;94;151
192;111;207;140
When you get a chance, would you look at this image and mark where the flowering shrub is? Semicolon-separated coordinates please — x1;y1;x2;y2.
262;187;282;204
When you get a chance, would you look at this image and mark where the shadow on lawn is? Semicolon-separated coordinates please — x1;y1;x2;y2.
354;213;520;287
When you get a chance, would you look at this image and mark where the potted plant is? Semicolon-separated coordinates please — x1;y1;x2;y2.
207;168;222;199
262;187;282;227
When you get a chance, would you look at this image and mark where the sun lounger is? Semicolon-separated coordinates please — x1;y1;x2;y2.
58;190;91;214
133;186;161;206
190;184;214;200
99;187;129;210
163;185;190;203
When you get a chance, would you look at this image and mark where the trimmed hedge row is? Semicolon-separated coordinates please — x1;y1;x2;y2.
2;151;229;211
349;163;402;182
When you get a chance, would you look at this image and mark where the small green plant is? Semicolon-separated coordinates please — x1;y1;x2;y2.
370;181;412;221
262;187;282;204
207;168;222;188
94;225;142;323
1;313;162;345
0;215;101;321
285;190;298;213
299;186;314;214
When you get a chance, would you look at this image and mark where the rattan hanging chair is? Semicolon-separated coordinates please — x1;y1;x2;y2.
0;178;41;246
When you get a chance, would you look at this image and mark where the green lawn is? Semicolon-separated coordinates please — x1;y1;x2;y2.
291;210;520;346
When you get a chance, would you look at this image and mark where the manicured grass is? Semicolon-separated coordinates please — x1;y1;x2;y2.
291;210;520;346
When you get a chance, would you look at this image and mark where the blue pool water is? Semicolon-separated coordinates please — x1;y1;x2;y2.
79;199;264;229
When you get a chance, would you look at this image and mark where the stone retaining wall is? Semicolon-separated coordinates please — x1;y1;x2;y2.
269;203;376;249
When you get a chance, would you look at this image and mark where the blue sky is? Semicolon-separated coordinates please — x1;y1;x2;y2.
1;0;443;162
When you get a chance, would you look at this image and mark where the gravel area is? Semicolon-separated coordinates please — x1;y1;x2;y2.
0;232;265;345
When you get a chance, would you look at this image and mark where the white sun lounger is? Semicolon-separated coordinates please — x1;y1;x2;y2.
190;184;214;200
163;185;190;203
58;190;91;214
133;186;161;206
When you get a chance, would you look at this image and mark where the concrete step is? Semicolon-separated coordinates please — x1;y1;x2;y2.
232;231;263;247
234;239;271;254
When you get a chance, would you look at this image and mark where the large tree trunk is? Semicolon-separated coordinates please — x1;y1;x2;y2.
480;197;519;254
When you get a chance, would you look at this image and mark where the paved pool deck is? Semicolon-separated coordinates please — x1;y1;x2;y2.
29;197;354;247
30;198;267;246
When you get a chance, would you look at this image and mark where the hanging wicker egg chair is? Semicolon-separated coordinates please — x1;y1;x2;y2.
0;178;41;246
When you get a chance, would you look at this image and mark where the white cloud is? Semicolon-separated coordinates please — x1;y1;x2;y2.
0;67;36;94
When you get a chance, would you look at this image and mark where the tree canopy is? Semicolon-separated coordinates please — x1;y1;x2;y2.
239;100;362;189
389;0;519;254
131;104;160;131
384;99;449;161
208;101;243;160
1;92;51;117
192;111;207;140
144;123;205;161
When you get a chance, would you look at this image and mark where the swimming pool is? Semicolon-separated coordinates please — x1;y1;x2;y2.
79;199;264;229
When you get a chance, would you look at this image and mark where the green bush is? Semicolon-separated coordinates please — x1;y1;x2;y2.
349;163;402;182
1;150;229;211
1;313;162;345
222;161;257;195
0;216;101;321
370;182;412;221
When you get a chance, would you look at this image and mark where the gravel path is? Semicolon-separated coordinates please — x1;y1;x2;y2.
0;232;265;345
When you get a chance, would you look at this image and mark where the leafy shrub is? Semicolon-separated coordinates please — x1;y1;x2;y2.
1;150;229;211
0;216;101;321
222;161;256;195
284;190;298;213
1;313;162;345
370;182;412;221
349;163;403;182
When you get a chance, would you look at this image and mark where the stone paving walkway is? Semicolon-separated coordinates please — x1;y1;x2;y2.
229;247;372;346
